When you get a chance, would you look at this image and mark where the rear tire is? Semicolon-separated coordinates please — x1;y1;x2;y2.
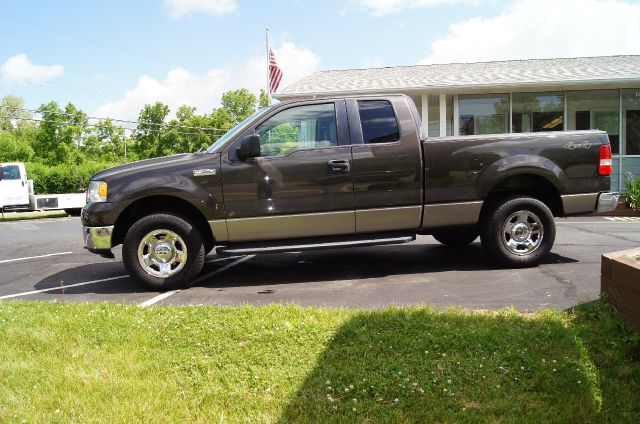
480;196;555;267
122;213;205;290
432;228;479;246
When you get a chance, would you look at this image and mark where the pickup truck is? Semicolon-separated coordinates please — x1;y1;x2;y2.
81;94;619;290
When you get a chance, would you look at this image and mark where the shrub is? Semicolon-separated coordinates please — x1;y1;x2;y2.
24;162;121;195
624;172;640;211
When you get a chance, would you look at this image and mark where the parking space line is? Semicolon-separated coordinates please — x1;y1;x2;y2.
0;252;73;264
0;275;129;300
139;255;255;308
0;218;78;225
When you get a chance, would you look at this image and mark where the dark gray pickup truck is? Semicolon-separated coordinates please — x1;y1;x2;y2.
82;94;618;289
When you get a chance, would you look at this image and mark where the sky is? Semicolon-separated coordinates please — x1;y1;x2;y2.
1;0;639;121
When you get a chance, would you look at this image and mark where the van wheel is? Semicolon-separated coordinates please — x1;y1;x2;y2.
432;228;478;246
122;213;205;290
480;196;555;267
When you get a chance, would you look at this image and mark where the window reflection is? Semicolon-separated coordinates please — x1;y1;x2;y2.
458;94;509;135
567;90;619;153
512;92;564;133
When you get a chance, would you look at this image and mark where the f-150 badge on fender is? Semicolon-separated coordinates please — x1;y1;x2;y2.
193;168;217;176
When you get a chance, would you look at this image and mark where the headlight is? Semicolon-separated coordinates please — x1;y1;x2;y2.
87;180;108;203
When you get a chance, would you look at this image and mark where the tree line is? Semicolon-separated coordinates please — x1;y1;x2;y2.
0;88;270;165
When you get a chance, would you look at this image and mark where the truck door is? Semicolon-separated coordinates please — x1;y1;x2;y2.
220;100;354;242
347;98;423;232
0;163;29;208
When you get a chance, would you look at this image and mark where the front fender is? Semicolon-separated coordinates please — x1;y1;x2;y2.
83;175;222;227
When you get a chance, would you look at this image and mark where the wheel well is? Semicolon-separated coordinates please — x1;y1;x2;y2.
112;195;215;251
481;174;563;217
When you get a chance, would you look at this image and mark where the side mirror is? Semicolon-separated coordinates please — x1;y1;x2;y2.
0;166;3;181
236;134;261;160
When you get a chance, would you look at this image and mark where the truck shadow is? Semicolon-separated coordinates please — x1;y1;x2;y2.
32;243;577;295
196;242;578;290
275;308;600;422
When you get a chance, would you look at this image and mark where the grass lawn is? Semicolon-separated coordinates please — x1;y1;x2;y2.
0;211;68;222
0;300;638;423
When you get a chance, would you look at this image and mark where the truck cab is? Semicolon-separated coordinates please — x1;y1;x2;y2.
0;162;29;211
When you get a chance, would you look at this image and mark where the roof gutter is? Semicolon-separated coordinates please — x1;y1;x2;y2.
273;77;640;100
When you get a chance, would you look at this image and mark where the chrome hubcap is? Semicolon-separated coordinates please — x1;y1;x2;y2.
137;229;188;278
501;210;544;256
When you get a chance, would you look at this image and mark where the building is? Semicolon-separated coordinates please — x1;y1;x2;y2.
274;55;640;192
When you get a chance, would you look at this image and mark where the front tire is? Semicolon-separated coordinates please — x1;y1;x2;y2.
122;213;205;290
480;196;555;267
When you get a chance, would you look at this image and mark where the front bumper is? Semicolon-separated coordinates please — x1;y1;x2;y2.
596;192;620;213
82;225;114;254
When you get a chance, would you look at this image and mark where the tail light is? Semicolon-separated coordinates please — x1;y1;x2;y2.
599;144;612;176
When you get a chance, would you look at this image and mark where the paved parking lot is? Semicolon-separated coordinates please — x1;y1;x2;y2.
0;216;639;310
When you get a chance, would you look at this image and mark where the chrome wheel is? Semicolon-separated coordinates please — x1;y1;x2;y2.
137;229;188;278
501;210;544;256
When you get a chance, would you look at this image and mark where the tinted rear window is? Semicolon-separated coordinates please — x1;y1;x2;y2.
358;100;400;144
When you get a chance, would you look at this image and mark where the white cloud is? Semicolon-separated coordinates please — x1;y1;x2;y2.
0;54;64;85
419;0;640;64
95;42;320;120
352;0;481;16
164;0;237;18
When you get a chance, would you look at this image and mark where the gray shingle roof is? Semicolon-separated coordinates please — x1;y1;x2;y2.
275;55;640;99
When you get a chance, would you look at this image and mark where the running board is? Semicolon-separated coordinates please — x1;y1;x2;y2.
216;233;416;256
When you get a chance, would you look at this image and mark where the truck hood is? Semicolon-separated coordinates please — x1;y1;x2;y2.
91;153;200;180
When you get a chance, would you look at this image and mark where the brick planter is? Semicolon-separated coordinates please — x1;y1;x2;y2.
601;247;640;331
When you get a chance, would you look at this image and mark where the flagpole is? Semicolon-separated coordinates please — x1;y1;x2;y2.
265;27;271;106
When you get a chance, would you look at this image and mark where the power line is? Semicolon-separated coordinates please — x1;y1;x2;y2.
0;114;223;139
0;12;206;72
0;105;233;134
0;73;113;99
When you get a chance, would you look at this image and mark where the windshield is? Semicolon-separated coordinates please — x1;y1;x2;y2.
205;107;271;153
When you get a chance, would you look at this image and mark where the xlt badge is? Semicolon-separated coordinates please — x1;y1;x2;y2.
193;168;217;177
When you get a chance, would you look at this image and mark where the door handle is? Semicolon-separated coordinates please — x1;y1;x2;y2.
327;159;350;174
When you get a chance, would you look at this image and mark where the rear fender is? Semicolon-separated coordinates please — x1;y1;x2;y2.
474;155;569;197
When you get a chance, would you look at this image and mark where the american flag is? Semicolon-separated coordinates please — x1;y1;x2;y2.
268;48;283;94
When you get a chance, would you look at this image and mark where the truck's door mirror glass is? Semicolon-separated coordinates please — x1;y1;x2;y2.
255;103;337;157
358;100;400;144
236;134;261;160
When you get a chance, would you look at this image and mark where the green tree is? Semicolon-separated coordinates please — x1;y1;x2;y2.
0;95;31;131
33;101;87;164
132;102;170;159
221;89;257;124
0;131;34;162
258;89;270;108
83;118;126;162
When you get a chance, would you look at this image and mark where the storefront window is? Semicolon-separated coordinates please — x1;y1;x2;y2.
512;92;564;133
567;90;620;153
423;95;454;137
622;89;640;155
458;94;509;135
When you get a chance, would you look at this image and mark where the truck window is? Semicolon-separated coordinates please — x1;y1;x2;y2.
1;165;21;180
255;103;337;157
358;100;400;144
